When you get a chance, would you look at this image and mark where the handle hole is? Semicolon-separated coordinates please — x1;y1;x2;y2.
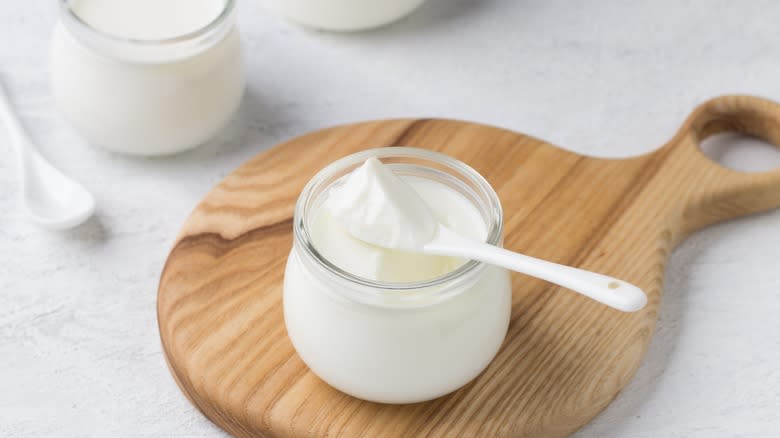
701;133;780;173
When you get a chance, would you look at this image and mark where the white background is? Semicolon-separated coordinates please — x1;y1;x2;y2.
2;1;779;436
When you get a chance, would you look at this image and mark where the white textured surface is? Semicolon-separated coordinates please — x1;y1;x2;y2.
1;1;779;436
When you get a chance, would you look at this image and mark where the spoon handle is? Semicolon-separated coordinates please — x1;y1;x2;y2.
424;226;647;312
0;79;32;155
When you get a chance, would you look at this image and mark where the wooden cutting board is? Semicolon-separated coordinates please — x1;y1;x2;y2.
157;95;780;438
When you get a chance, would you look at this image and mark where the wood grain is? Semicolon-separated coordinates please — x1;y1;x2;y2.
157;95;780;438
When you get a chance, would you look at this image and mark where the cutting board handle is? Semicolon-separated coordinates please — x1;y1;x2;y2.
665;95;780;232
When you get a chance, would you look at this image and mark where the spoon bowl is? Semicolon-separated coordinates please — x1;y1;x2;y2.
22;147;96;229
1;79;95;229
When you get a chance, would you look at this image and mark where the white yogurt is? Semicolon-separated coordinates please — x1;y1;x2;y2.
50;0;244;155
325;157;440;255
317;171;482;282
70;0;224;40
273;0;427;32
284;148;512;403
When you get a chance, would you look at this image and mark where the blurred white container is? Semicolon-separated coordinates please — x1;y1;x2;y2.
273;0;427;31
50;0;244;156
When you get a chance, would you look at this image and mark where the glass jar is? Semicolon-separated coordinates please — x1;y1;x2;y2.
284;147;512;404
50;0;244;156
273;0;427;32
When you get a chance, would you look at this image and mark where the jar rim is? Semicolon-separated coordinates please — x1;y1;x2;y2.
293;147;504;294
58;0;236;62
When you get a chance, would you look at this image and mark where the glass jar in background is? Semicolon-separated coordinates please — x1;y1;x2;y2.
284;148;512;404
273;0;427;31
50;0;244;156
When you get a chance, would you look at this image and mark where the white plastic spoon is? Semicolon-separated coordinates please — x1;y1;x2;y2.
328;157;647;312
423;225;647;312
0;79;95;229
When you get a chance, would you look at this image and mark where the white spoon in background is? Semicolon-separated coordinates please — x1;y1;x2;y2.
0;79;95;229
328;157;648;313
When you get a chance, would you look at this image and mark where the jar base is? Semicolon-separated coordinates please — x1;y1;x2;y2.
274;0;427;32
